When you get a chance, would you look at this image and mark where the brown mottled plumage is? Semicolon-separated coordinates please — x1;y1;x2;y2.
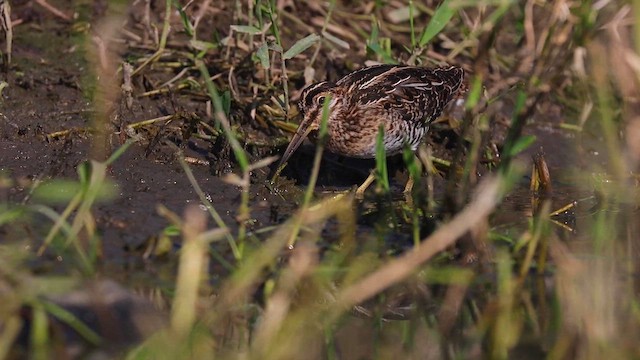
276;64;465;175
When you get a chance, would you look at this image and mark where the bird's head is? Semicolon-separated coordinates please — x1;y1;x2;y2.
271;81;341;179
298;81;340;129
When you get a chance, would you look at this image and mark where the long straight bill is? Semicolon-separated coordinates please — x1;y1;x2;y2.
271;95;332;182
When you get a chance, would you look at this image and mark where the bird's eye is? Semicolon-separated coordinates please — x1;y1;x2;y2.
316;96;326;106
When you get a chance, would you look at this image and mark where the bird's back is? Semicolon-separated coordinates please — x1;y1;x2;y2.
339;65;464;125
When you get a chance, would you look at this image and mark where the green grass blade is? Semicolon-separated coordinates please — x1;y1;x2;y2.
403;145;421;180
303;93;332;205
40;300;102;346
256;42;270;69
197;61;249;172
506;134;536;158
33;179;116;204
174;0;194;37
283;34;320;60
230;25;262;35
375;125;390;193
0;205;26;225
409;0;416;49
418;0;455;47
499;89;528;173
30;303;49;360
287;94;332;247
465;75;484;110
105;140;134;166
177;154;238;262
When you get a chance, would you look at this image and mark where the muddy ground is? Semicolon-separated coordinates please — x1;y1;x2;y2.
0;1;599;276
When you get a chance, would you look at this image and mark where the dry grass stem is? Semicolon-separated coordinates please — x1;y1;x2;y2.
34;0;71;22
171;206;227;337
336;175;504;309
0;0;12;66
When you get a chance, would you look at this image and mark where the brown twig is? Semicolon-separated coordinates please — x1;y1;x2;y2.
35;0;72;22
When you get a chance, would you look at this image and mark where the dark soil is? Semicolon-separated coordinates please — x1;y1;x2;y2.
0;0;595;270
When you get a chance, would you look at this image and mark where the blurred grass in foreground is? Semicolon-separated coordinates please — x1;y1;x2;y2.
1;0;639;359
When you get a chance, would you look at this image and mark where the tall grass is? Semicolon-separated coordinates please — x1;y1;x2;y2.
1;0;638;359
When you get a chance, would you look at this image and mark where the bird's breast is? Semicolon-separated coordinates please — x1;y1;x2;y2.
321;112;429;158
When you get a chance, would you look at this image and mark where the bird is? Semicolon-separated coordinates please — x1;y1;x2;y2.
274;64;465;196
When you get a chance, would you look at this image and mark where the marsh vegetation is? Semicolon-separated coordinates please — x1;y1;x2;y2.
0;0;638;359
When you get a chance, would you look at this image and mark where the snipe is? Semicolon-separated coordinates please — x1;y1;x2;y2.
275;64;465;195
